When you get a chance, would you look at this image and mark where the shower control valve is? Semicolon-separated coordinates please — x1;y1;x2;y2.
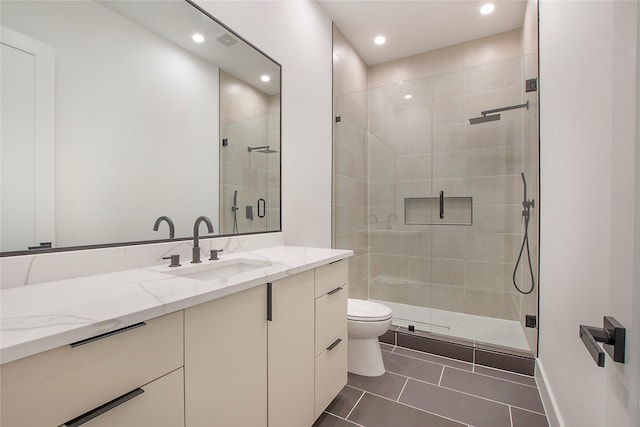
521;199;535;219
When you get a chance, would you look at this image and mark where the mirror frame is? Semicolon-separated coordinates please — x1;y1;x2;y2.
0;0;282;257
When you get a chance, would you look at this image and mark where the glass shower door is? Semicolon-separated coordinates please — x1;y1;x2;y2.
367;76;435;334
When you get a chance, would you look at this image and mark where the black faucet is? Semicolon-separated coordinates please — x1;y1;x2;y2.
153;216;175;239
192;216;214;263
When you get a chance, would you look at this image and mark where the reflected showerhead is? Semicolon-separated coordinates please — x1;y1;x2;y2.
248;145;279;154
469;114;500;125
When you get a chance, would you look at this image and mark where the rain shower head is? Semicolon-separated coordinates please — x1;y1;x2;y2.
248;145;279;154
469;101;530;125
469;114;500;125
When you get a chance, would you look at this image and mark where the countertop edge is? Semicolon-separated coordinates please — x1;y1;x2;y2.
0;247;353;365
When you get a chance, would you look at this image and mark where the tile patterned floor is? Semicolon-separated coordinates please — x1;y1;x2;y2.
313;343;548;427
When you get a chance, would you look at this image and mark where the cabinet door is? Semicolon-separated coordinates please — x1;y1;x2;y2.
268;270;315;427
81;368;184;427
1;311;183;427
185;285;268;427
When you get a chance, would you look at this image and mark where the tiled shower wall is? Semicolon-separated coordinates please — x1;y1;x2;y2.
332;24;369;298
367;29;531;320
220;71;280;235
332;15;539;351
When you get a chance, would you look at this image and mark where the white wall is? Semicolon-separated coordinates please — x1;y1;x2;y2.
539;1;638;426
197;0;333;248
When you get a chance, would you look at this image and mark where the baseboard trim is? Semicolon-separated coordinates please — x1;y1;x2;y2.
380;327;536;376
535;358;565;427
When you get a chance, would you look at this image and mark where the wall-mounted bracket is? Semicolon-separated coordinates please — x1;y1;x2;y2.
579;316;625;367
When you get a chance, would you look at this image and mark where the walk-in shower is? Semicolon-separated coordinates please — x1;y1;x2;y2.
332;20;540;353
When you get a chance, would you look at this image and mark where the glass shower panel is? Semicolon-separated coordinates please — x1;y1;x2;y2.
333;90;369;299
367;76;435;333
427;55;534;351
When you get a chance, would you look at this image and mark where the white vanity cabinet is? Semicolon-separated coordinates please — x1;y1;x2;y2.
0;311;184;427
184;284;268;427
314;261;348;419
268;270;316;427
0;253;350;427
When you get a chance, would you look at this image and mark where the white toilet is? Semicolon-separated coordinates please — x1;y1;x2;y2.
347;298;393;377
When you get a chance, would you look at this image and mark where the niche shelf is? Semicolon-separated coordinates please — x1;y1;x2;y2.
404;196;473;226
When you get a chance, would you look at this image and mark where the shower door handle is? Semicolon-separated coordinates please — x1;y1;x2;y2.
439;191;444;219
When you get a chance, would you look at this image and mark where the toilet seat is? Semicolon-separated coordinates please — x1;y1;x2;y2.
348;299;392;322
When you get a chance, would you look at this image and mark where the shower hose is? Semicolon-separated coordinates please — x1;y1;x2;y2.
512;208;536;295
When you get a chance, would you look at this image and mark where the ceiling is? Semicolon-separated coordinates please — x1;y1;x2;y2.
100;1;281;95
316;0;527;66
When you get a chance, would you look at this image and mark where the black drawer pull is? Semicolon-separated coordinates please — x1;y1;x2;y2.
64;388;144;427
267;282;273;321
327;286;343;295
327;338;342;351
69;322;146;348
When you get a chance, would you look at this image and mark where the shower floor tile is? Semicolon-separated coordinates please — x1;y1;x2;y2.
313;343;549;427
371;299;531;351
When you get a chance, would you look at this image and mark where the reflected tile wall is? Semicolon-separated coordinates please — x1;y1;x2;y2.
219;71;280;235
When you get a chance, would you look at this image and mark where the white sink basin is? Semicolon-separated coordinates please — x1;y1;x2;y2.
169;258;272;282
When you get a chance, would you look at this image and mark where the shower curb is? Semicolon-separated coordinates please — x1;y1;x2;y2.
380;326;536;376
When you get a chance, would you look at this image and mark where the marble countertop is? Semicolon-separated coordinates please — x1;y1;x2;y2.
0;246;352;364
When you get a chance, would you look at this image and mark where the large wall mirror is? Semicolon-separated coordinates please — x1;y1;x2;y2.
0;0;281;255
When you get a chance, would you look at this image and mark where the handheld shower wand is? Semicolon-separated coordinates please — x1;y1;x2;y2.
513;173;536;294
232;190;239;234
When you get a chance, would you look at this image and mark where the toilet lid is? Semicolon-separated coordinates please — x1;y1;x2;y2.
348;299;392;321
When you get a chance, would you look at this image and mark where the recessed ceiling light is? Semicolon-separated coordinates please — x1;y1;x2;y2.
374;35;386;45
404;94;413;100
480;3;495;15
261;75;271;82
192;33;205;43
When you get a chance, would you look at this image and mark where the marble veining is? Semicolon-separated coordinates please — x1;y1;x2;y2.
0;245;352;364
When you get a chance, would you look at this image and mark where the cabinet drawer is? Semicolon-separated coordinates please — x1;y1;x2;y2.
315;286;347;356
315;260;348;298
1;311;183;427
314;333;347;420
77;368;184;427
